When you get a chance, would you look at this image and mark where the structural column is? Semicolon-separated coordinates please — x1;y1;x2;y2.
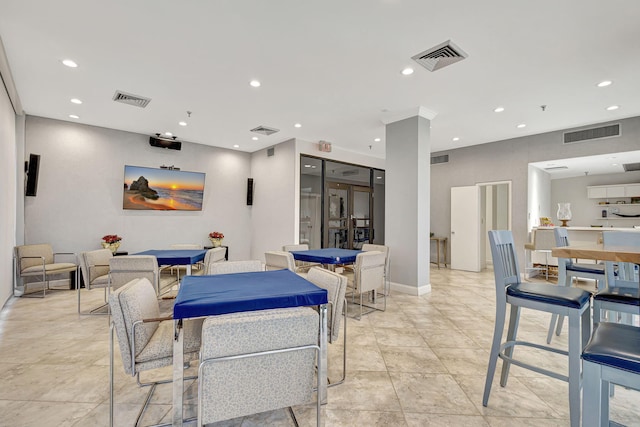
383;107;435;294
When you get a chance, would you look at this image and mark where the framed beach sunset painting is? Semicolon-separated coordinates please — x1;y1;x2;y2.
123;165;205;211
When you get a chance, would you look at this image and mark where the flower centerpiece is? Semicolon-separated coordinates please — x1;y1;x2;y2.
101;234;122;253
208;231;224;247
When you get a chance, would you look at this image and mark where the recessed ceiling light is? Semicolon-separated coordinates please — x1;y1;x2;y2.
62;59;78;68
606;105;619;111
70;98;82;104
164;132;173;136
376;176;382;179
68;114;79;119
311;165;316;169
494;107;505;113
252;136;259;141
304;164;311;168
597;80;612;88
374;138;381;142
233;144;240;148
516;123;526;128
452;137;460;141
401;67;414;76
612;163;619;166
249;80;261;88
178;121;187;126
294;123;302;128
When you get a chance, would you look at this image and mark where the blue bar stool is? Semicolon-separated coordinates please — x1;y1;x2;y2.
582;322;640;427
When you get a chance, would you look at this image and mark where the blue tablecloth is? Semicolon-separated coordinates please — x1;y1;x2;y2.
290;248;361;264
134;249;206;266
173;269;328;320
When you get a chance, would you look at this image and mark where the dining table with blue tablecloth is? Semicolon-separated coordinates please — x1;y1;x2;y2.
134;249;207;275
171;269;329;426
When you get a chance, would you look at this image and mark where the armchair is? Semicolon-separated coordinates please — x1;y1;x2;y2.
14;243;78;298
77;249;112;314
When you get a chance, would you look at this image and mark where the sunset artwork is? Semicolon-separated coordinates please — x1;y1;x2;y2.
123;165;205;210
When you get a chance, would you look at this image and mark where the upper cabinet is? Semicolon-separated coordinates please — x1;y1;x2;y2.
625;184;640;197
587;185;626;199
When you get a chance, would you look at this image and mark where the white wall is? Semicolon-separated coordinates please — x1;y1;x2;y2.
24;116;252;259
528;165;552;230
0;80;17;307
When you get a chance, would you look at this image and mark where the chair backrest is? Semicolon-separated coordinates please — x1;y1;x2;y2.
283;244;309;252
306;266;347;342
353;251;386;293
108;277;160;375
553;227;574;271
208;260;263;275
109;255;159;292
264;251;296;271
602;231;640;288
362;243;390;276
488;230;521;305
199;307;318;424
170;243;202;249
81;249;113;288
203;247;227;274
15;244;54;272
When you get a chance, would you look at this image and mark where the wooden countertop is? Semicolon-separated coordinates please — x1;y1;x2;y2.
552;244;640;263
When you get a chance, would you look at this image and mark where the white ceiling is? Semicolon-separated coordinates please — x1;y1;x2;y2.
1;1;640;160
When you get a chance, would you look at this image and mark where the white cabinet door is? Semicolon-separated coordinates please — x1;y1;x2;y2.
607;185;626;198
587;186;607;199
625;184;640;197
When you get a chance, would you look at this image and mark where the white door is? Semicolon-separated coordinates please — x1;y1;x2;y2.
451;185;481;272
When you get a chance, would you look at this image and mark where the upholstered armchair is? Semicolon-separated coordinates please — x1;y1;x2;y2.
208;260;263;275
108;277;202;427
77;249;112;314
264;251;296;272
348;251;386;319
198;307;320;426
203;247;227;274
14;243;78;298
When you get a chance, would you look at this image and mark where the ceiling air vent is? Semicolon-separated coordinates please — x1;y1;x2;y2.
623;162;640;172
431;154;449;165
112;90;151;108
250;125;279;136
563;124;620;144
412;40;468;72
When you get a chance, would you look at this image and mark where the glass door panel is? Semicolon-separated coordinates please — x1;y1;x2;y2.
352;186;371;249
326;184;349;248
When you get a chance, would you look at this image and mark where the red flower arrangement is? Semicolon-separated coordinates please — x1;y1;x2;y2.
208;231;224;239
102;234;123;244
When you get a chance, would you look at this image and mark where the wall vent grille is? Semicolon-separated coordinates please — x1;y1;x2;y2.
112;90;151;108
563;124;620;144
623;162;640;172
431;154;449;165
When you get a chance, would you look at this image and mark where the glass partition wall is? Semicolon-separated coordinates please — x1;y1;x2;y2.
300;155;385;249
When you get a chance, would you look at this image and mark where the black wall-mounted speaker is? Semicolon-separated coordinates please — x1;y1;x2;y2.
25;153;40;197
247;178;254;205
149;136;182;150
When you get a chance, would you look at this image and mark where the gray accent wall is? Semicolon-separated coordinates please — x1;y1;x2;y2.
431;116;640;266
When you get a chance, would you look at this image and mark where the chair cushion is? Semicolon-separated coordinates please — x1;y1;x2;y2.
507;282;590;309
582;323;640;374
21;262;77;276
594;287;640;306
567;263;605;275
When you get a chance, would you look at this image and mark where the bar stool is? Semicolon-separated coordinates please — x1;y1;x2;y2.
582;322;640;427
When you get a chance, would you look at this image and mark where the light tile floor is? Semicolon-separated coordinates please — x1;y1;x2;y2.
0;267;638;426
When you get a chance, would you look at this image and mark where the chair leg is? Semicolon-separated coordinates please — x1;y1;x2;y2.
328;300;347;388
567;311;585;427
582;361;607;427
483;295;507;406
500;305;520;386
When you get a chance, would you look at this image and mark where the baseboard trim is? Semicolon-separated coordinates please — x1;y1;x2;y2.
390;281;432;296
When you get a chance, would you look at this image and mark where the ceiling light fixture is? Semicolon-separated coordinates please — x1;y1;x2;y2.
249;80;261;88
374;138;381;142
401;67;414;76
452;137;460;141
597;80;612;87
516;123;526;128
233;144;240;148
62;59;78;68
494;107;505;113
294;123;302;128
252;136;259;141
69;114;79;119
70;98;82;104
164;132;173;136
178;121;187;126
606;105;619;111
304;164;311;168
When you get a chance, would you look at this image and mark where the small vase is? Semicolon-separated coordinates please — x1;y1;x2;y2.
102;241;121;253
557;202;572;227
209;238;222;247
